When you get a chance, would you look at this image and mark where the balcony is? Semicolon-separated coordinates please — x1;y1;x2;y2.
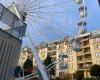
85;58;92;63
48;46;57;51
82;45;90;48
78;67;90;70
77;52;83;56
83;48;91;53
77;51;91;56
77;57;92;64
78;64;92;70
77;63;84;70
77;60;84;64
84;52;91;55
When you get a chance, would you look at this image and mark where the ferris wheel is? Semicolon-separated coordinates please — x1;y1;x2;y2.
0;0;79;44
0;0;86;80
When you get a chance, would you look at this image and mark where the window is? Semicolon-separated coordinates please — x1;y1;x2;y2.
30;55;34;59
59;44;65;49
27;56;30;59
41;53;45;59
68;64;73;69
94;38;100;42
95;45;100;50
67;44;72;48
22;57;25;60
95;52;100;57
48;46;56;51
52;51;56;55
68;56;73;61
96;60;100;64
52;57;56;61
67;49;72;55
47;52;52;56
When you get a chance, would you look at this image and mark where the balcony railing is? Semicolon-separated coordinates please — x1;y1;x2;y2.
77;60;84;63
78;65;92;70
85;58;92;62
82;45;90;48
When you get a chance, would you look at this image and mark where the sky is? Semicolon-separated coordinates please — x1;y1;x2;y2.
85;0;100;31
0;0;100;46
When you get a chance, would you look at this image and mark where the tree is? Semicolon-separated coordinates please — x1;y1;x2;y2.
75;70;84;80
90;64;100;80
14;66;22;78
43;55;55;76
23;58;33;76
82;78;96;80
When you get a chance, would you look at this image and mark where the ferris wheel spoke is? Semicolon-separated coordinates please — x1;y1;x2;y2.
27;16;65;43
27;10;75;23
26;1;72;12
25;0;74;11
25;0;48;10
27;15;67;39
27;11;75;14
28;14;70;36
28;19;50;43
28;12;75;35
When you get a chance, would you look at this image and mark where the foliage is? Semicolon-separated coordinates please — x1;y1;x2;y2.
14;66;22;78
23;58;33;76
43;54;55;75
82;78;96;80
44;55;52;67
75;70;84;80
90;64;100;78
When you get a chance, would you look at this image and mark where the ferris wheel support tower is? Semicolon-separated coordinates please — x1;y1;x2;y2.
11;3;49;80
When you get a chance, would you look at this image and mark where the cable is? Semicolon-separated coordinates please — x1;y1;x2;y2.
27;1;75;12
27;14;72;36
26;0;75;12
27;15;67;37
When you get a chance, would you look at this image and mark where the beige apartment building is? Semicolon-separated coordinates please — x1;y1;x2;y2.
18;39;77;79
76;32;100;78
18;31;100;79
18;46;47;67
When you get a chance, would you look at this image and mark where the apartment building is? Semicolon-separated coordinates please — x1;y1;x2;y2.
38;40;75;78
18;30;100;79
76;32;100;78
18;46;47;67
